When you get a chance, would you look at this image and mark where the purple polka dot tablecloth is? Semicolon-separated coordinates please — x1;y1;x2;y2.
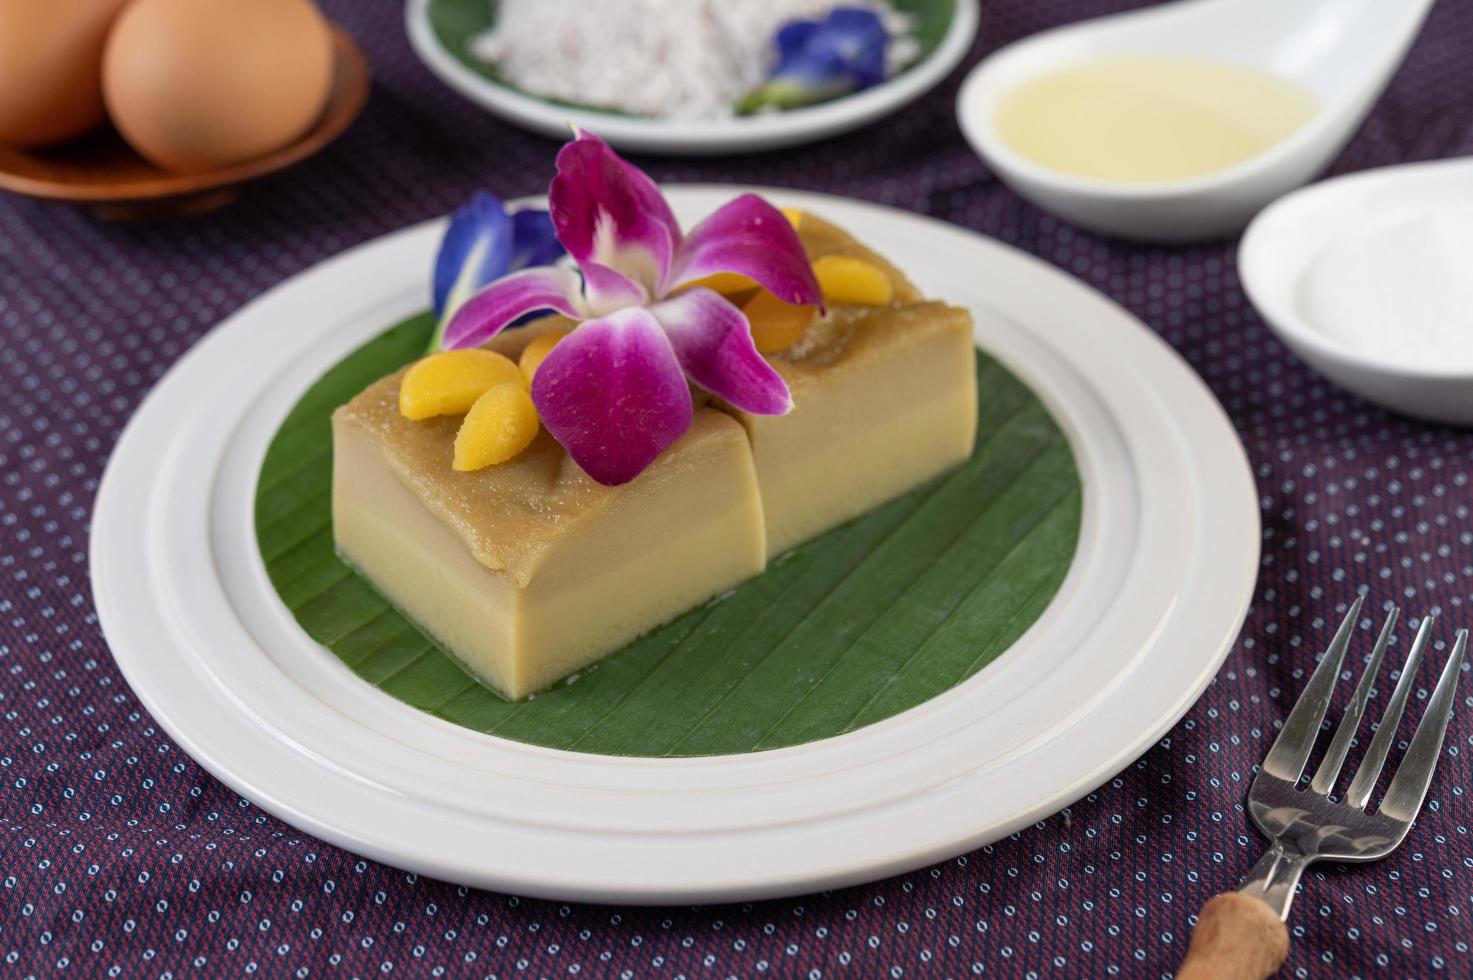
3;1;1471;976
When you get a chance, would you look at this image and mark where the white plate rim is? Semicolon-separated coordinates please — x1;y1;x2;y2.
92;187;1259;904
403;0;981;155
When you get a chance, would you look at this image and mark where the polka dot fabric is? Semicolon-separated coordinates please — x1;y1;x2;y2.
2;1;1470;976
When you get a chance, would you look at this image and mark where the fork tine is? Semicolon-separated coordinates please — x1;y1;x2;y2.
1377;629;1467;821
1343;616;1435;809
1309;606;1398;795
1261;595;1363;783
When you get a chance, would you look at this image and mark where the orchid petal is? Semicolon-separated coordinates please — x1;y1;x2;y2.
650;288;792;415
509;208;566;270
432;192;513;348
668;194;822;308
582;261;649;317
530;306;694;486
549;129;680;294
442;267;583;350
430;197;571;351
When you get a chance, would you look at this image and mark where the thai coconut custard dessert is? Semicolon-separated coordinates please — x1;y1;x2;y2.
331;131;978;700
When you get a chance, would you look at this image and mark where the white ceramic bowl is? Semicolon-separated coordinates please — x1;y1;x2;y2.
956;0;1434;242
406;0;979;156
1239;158;1473;427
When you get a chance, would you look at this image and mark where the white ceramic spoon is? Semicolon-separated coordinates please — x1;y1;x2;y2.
956;0;1435;242
1240;157;1473;428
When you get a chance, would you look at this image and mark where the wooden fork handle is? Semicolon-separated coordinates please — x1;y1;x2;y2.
1176;893;1289;979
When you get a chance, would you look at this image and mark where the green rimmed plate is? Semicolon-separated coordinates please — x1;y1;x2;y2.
91;188;1258;903
405;0;981;154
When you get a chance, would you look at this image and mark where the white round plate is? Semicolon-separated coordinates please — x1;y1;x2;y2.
404;0;980;155
92;188;1259;905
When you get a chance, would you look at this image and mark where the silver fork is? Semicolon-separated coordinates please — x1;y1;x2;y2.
1177;595;1467;980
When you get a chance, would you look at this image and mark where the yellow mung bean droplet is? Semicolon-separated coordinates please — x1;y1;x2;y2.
518;329;570;385
453;381;540;471
812;255;893;306
399;349;522;421
743;290;816;354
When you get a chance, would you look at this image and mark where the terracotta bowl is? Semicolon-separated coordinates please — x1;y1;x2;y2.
0;26;369;220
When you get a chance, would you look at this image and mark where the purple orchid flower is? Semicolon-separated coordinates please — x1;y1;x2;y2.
428;191;565;351
443;129;821;486
739;8;890;114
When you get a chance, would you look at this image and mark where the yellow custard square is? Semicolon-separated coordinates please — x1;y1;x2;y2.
723;215;979;556
331;322;767;701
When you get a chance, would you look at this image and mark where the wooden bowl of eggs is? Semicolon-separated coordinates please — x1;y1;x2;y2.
0;0;369;219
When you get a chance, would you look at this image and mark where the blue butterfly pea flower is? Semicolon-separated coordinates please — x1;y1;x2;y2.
509;208;565;274
429;191;566;351
740;7;890;114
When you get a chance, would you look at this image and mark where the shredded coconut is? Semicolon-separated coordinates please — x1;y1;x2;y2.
471;0;916;120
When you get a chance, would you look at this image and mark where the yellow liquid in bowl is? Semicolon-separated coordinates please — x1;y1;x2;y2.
996;58;1318;183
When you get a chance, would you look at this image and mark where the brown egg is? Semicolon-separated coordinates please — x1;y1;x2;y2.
0;0;133;146
103;0;335;174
